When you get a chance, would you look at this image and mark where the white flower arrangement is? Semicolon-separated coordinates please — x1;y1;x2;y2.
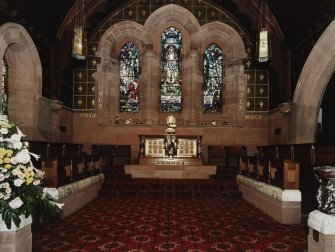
0;116;63;229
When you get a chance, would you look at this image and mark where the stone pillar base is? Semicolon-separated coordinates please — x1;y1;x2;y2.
308;210;335;252
0;225;32;252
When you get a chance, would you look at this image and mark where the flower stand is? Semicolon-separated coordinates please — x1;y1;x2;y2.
0;215;32;252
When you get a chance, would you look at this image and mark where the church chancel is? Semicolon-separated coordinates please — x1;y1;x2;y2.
125;116;217;179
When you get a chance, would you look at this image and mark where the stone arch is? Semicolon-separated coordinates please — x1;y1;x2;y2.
96;20;148;59
291;19;335;143
96;21;148;120
194;22;247;61
144;4;200;55
194;22;247;125
0;22;42;136
144;4;200;35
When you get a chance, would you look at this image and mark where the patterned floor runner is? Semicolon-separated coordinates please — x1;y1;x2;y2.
32;179;307;251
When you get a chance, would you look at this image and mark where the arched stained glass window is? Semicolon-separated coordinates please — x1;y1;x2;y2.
160;27;182;112
119;42;140;112
1;59;8;114
203;43;223;113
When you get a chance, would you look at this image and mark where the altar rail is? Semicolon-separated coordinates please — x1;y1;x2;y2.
28;141;130;187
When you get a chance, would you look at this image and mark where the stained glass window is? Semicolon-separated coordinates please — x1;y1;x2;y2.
1;59;8;114
160;27;182;112
119;42;140;112
203;43;223;113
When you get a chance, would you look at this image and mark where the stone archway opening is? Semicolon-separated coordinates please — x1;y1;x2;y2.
291;20;335;143
0;23;42;137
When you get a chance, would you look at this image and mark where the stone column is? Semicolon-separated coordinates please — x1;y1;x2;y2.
224;59;247;126
96;57;118;123
141;48;160;125
183;50;201;125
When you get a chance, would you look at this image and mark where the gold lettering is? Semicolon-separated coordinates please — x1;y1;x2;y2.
245;114;263;120
79;113;96;118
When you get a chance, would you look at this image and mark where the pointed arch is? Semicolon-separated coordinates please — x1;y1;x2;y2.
291;19;335;143
144;4;200;35
96;21;148;59
0;22;42;136
193;22;247;60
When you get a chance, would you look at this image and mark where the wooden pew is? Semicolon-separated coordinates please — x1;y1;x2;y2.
39;142;84;187
240;155;300;190
239;156;258;179
257;158;270;184
72;156;85;180
209;146;246;165
269;159;300;190
256;143;335;213
226;146;247;167
258;145;279;159
247;156;257;179
239;156;248;176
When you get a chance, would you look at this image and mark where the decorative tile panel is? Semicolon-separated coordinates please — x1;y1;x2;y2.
246;85;255;97
255;98;268;111
73;96;87;110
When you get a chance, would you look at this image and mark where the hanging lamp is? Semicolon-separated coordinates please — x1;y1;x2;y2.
72;0;87;60
256;0;271;62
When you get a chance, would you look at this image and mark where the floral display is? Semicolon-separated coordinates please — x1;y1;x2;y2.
0;115;62;229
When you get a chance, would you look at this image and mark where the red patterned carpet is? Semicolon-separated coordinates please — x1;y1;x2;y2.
32;179;308;251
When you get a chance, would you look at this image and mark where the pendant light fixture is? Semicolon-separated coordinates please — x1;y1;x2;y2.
256;0;271;62
72;0;87;60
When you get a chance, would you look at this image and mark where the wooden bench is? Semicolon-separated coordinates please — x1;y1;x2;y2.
239;156;299;190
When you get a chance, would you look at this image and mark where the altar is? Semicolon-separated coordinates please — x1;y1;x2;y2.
142;135;200;158
125;134;217;179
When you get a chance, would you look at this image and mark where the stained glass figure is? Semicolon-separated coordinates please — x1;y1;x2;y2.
1;59;8;114
160;27;182;112
119;42;140;112
203;43;223;113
